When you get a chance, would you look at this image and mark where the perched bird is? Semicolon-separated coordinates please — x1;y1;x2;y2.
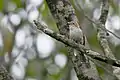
68;16;85;45
68;15;90;68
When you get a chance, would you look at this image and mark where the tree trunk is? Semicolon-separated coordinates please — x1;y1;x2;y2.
45;0;101;80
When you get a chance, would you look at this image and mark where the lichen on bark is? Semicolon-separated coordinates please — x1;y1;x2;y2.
45;0;101;80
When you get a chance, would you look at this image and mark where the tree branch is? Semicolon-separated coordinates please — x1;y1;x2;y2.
97;0;114;57
45;0;100;80
0;65;14;80
75;0;120;40
98;0;120;79
34;20;120;67
75;0;120;79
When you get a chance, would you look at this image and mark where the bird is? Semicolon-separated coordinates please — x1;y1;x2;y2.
68;15;90;68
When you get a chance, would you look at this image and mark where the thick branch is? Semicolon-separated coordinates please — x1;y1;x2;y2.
99;0;109;24
34;20;120;67
97;0;114;58
98;0;120;79
45;0;100;80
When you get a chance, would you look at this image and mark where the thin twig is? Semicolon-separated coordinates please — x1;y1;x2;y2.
88;56;116;77
75;0;120;40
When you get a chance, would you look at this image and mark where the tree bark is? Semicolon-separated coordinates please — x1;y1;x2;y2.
45;0;101;80
97;0;120;79
0;65;14;80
